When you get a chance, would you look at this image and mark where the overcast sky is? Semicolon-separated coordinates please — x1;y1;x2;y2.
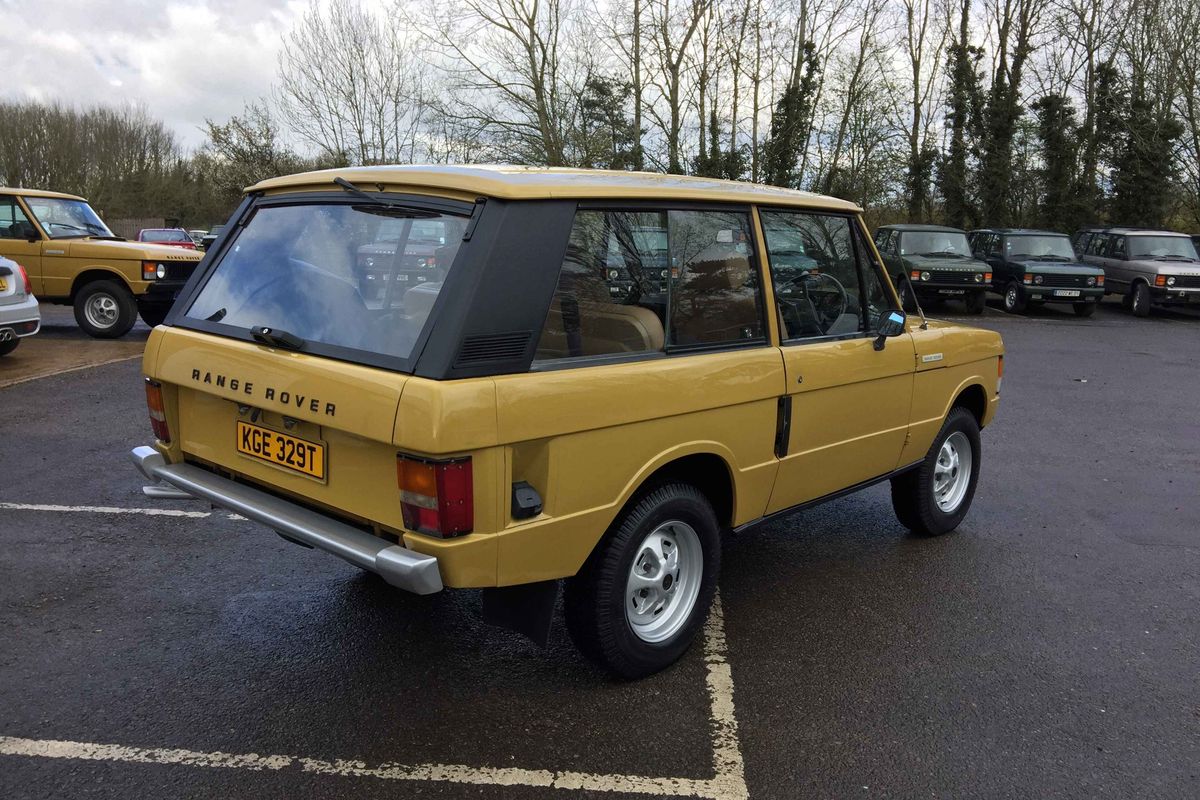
0;0;309;150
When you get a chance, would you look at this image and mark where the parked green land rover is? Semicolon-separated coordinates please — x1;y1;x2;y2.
873;224;989;314
969;229;1104;316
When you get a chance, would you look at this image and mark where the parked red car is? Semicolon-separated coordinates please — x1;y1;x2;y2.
137;228;197;250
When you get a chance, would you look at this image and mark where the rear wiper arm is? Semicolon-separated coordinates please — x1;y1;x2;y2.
251;325;305;351
334;177;437;217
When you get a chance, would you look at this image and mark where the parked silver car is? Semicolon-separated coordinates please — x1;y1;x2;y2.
0;255;40;356
1073;228;1200;317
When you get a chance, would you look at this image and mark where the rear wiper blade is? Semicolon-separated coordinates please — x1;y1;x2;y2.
334;177;437;217
251;325;305;351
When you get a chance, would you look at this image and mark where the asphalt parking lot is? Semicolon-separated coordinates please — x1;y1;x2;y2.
2;299;1198;799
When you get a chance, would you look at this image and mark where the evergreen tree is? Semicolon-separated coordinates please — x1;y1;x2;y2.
1110;96;1184;226
938;1;984;228
1032;94;1080;232
761;42;820;188
575;76;640;170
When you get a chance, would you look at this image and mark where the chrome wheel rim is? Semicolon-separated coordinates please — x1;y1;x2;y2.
84;292;119;329
1133;288;1145;314
625;520;703;643
1005;287;1017;310
933;431;972;513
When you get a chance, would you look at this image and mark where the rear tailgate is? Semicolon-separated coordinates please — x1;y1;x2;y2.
150;327;409;529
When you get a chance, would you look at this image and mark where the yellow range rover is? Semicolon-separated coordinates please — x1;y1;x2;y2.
0;188;203;337
130;166;1003;678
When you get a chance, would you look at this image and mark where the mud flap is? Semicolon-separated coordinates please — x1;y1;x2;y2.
481;580;560;646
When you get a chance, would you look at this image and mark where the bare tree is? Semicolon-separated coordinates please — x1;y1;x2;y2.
646;0;711;173
277;0;428;165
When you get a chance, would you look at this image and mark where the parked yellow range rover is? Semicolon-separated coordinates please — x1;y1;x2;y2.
130;166;1003;677
0;188;204;337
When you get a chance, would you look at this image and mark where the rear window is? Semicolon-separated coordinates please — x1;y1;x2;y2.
184;202;468;365
146;229;190;242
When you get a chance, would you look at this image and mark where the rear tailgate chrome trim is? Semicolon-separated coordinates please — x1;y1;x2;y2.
130;446;442;594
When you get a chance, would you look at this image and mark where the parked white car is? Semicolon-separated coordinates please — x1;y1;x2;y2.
0;255;40;356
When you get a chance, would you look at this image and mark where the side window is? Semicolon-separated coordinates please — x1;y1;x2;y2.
873;229;891;253
0;197;35;240
535;208;764;361
1110;236;1126;259
1086;234;1107;256
761;211;886;341
1075;232;1092;255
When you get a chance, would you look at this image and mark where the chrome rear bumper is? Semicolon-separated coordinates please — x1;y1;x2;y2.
129;446;443;594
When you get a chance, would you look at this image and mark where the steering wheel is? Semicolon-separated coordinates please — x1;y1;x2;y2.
786;271;849;335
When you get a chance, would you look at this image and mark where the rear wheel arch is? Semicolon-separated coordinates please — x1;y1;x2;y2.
637;452;735;530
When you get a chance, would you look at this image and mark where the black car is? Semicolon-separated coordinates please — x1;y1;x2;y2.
970;229;1105;316
199;224;225;251
873;224;989;314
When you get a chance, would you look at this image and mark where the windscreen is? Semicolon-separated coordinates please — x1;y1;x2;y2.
24;197;114;239
899;231;971;257
1006;235;1076;260
184;202;468;365
1128;236;1199;260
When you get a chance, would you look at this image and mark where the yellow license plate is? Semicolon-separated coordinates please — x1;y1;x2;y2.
236;421;326;480
0;277;7;291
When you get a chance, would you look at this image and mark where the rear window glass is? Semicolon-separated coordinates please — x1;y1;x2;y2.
146;229;190;242
184;203;467;363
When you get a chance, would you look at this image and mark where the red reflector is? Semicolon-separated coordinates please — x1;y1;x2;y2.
397;455;473;537
144;378;170;443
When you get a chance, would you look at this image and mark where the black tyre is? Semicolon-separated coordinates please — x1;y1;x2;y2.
1131;282;1151;318
74;280;137;338
565;482;720;679
965;290;986;315
1002;281;1026;314
1121;292;1134;310
891;407;982;536
138;301;172;328
0;336;19;357
1073;301;1096;318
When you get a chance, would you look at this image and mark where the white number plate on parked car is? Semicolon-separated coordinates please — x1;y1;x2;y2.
1055;289;1081;297
938;289;965;295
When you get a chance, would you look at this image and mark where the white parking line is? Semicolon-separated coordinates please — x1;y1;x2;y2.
0;502;211;518
0;503;749;798
0;502;245;521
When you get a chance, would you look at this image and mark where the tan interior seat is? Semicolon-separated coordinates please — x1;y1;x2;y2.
536;276;665;359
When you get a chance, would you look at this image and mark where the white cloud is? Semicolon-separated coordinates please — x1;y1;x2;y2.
0;0;309;150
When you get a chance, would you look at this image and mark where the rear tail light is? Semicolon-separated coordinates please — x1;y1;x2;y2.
144;378;171;442
16;263;32;294
397;454;473;537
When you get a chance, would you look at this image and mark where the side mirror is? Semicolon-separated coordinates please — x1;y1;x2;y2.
873;309;907;351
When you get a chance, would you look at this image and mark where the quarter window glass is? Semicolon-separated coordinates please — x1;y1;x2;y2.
762;211;880;340
1110;237;1126;258
1087;234;1108;256
535;209;764;361
0;197;34;239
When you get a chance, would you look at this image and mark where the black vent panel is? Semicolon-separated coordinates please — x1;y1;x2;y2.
454;331;533;366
